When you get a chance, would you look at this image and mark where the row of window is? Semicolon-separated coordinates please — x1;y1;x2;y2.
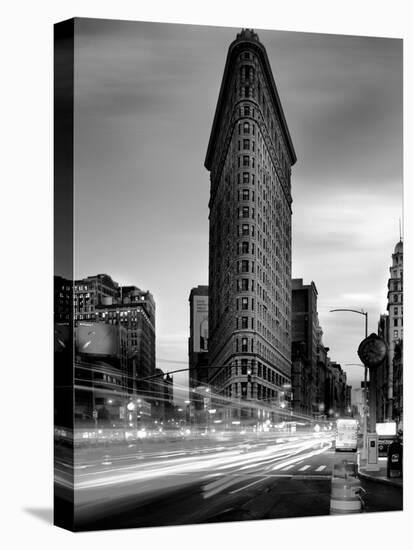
238;189;254;201
235;96;290;186
238;138;255;151
98;373;121;385
237;172;255;184
237;296;254;311
237;206;255;219
238;155;255;168
221;383;280;402
237;278;254;292
236;316;254;330
237;241;254;254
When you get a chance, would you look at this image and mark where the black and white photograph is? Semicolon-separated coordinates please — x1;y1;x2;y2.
3;2;411;548
54;16;404;531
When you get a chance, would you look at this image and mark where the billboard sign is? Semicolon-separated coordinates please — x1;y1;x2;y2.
335;418;358;452
75;322;119;357
193;295;208;353
376;422;397;436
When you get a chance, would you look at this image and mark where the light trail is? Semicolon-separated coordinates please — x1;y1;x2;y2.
73;434;333;499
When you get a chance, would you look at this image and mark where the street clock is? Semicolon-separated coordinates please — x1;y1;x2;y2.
357;333;387;367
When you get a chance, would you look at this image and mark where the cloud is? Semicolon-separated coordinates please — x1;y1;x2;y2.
72;20;402;393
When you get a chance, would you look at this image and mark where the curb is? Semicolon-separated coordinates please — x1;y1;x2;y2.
358;469;402;488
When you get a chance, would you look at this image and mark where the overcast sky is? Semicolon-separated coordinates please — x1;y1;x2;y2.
73;18;403;400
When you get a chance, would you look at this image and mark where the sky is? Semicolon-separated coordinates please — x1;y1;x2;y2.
73;18;403;401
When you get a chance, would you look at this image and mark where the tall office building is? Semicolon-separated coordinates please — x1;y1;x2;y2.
205;29;296;419
291;278;319;415
377;240;403;425
74;274;156;401
387;240;403;358
188;286;209;389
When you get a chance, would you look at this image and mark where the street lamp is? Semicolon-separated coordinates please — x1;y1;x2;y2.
330;308;368;459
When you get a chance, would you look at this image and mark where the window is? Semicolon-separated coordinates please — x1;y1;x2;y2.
242;297;248;310
241;260;249;272
244;86;250;98
243;122;250;134
242;206;249;218
242;189;249;201
394;318;398;326
244;105;250;116
243;139;250;150
243;155;250;167
241;338;248;352
394;330;399;339
242;241;249;254
241;279;249;291
242;224;249;236
241;316;248;329
243;172;249;184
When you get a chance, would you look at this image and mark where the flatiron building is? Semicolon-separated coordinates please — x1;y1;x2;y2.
205;29;297;420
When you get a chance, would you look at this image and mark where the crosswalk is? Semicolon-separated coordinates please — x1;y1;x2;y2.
277;463;329;474
202;462;331;499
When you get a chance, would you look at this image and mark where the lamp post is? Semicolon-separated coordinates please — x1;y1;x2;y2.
330;308;368;459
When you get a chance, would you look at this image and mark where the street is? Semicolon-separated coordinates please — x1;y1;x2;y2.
54;431;402;531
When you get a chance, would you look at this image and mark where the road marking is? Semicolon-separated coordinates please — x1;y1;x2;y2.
229;476;268;495
316;465;327;472
298;465;311;471
203;477;242;499
101;461;112;465
295;475;331;480
281;464;295;471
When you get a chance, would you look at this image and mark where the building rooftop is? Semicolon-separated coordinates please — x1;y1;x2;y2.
394;240;403;254
205;28;297;170
235;28;260;42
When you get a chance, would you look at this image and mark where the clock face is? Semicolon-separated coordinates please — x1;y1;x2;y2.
358;335;387;367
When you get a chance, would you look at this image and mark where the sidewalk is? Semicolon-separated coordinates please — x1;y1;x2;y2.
357;457;403;488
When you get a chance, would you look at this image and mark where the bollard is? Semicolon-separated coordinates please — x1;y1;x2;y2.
330;477;363;514
330;460;363;515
